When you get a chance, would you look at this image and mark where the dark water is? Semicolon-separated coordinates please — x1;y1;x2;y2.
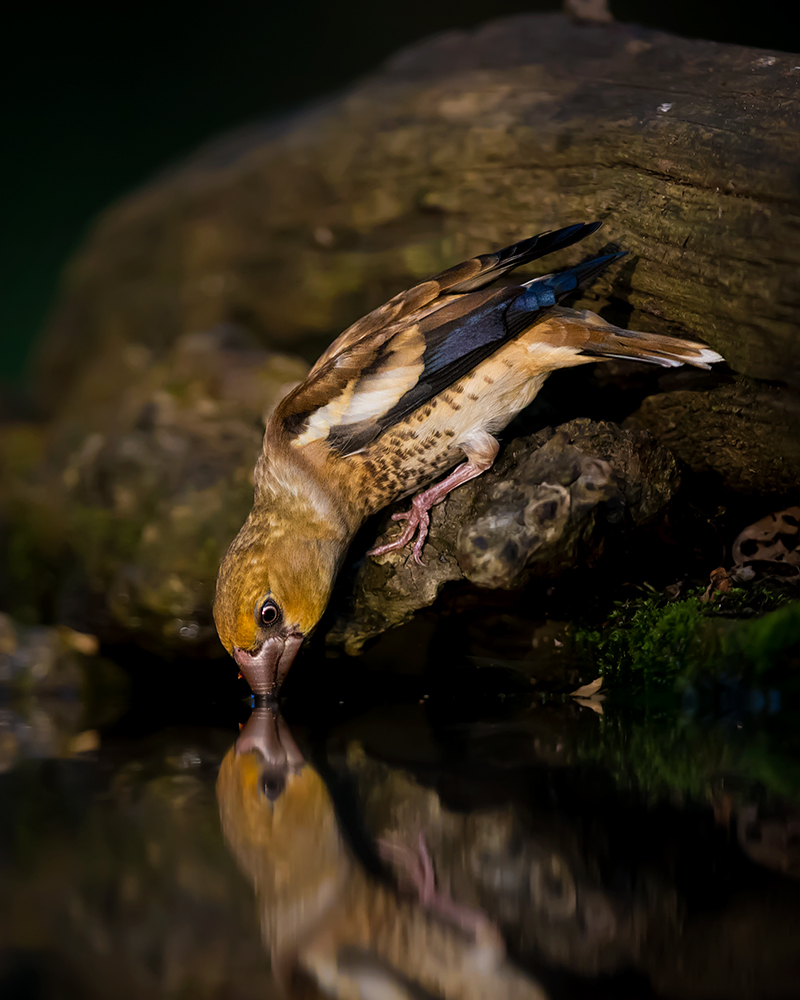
2;616;800;1000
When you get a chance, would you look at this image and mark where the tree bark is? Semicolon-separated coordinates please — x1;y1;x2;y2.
9;12;800;645
35;13;800;491
39;12;800;388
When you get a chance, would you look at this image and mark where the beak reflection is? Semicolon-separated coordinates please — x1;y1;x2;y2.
216;708;548;1000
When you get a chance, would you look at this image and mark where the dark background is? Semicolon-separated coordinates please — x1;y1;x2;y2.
3;0;800;389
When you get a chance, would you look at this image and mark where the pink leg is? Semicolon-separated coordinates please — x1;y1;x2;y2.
379;833;502;946
379;837;432;897
369;433;499;566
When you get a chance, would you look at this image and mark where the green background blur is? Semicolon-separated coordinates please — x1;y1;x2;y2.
3;0;799;392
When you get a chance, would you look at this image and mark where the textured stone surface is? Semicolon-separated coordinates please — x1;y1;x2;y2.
7;11;800;649
628;380;800;496
32;12;800;494
329;419;678;654
2;329;307;646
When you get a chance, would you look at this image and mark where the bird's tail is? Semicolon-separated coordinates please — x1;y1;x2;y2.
542;307;724;369
508;249;723;369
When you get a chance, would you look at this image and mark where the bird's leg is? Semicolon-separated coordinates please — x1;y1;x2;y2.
378;836;432;897
379;833;505;956
369;432;499;565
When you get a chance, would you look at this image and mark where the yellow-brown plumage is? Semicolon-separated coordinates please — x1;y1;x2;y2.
217;708;548;999
214;223;723;693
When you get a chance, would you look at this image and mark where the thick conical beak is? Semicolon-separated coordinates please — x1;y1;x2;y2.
233;633;304;696
235;705;304;767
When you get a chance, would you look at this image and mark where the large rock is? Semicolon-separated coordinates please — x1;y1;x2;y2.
6;12;800;648
1;328;307;647
329;419;678;654
628;380;800;496
33;13;800;496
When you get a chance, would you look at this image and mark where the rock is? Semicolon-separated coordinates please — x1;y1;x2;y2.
2;329;307;647
330;419;678;654
0;611;102;692
30;12;800;500
0;612;128;771
628;380;800;495
7;11;800;649
457;420;677;588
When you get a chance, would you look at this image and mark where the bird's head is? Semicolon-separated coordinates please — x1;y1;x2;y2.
217;708;346;950
213;504;344;695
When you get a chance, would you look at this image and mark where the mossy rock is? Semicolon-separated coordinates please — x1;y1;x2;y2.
1;330;308;650
574;588;800;690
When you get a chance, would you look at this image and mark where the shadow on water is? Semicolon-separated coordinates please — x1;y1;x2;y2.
1;617;800;999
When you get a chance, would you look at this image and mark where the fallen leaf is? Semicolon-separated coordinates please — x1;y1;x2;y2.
570;677;603;698
700;566;732;603
573;696;604;716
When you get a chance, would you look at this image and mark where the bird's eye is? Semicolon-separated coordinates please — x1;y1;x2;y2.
260;769;286;802
259;598;281;628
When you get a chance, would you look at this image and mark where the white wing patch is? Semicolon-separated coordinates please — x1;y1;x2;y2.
293;335;425;449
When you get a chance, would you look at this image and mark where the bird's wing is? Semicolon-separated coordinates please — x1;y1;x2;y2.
307;222;601;376
274;223;606;457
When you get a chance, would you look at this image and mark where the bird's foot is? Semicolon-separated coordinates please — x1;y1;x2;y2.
369;450;498;565
368;497;431;565
379;833;505;957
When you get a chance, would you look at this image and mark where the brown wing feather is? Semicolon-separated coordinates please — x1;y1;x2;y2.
534;308;724;368
307;223;600;376
308;281;439;377
275;224;606;450
273;320;427;445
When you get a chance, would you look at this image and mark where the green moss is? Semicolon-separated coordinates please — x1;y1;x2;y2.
574;584;799;689
720;601;800;678
577;709;800;804
575;593;708;685
709;581;790;618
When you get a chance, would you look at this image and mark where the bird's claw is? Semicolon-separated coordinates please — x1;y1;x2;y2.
369;502;430;564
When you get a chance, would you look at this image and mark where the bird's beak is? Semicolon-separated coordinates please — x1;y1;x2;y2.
233;633;304;696
235;705;304;767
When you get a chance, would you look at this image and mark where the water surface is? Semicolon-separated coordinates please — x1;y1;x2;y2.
2;617;799;999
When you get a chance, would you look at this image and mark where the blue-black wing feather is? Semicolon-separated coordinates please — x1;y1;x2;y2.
329;251;623;456
289;224;619;456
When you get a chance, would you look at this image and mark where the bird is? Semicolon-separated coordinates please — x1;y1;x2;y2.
213;222;723;695
217;707;549;999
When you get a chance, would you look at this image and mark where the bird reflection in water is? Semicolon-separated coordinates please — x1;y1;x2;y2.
216;707;547;1000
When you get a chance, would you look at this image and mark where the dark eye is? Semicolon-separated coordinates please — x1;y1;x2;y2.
260;769;286;801
259;598;281;628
